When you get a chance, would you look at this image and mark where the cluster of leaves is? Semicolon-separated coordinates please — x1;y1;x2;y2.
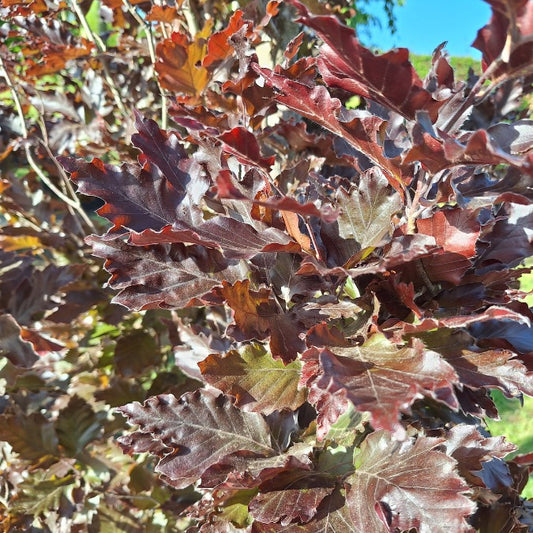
0;0;297;530
2;0;533;531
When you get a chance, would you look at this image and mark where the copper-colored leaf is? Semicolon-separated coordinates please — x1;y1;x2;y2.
156;23;212;100
203;10;249;69
416;208;480;258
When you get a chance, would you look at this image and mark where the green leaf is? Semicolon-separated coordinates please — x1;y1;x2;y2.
199;344;307;415
114;330;161;377
11;474;77;516
55;396;103;456
323;403;366;447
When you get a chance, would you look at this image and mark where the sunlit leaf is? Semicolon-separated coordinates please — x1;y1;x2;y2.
199;343;307;414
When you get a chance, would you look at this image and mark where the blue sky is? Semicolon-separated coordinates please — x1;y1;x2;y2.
361;0;492;58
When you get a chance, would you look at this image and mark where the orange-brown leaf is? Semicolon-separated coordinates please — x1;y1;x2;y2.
156;22;212;100
220;280;276;340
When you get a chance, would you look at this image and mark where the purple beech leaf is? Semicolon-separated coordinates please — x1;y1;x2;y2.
216;279;279;342
2;263;82;326
443;129;532;171
60;157;197;233
219;127;276;170
250;486;333;526
200;448;314;490
0;314;38;368
455;167;533;207
131;113;209;205
470;319;533;356
419;252;473;285
0;412;59;462
255;65;408;190
301;334;459;439
444;425;517;471
60;115;209;233
415;328;533;397
287;0;442;122
199;343;307;415
251;489;354;532
297;234;439;279
406;124;533;175
118;390;276;489
334;167;402;250
128;216;297;259
249;470;335;525
442;425;517;492
392;305;530;336
216;168;339;223
487;119;533;154
477;203;533;270
87;234;246;311
172;320;231;381
473;0;533;80
256;196;338;224
118;430;171;456
346;430;476;533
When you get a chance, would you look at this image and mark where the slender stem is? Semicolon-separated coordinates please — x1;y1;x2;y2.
122;0;168;129
304;218;323;261
440;59;501;134
69;0;127;117
69;0;106;52
405;169;429;234
0;56;96;233
37;134;97;232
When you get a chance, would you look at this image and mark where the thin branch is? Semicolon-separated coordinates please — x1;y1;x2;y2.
122;0;168;129
37;125;96;232
440;58;501;134
0;55;97;233
69;0;127;117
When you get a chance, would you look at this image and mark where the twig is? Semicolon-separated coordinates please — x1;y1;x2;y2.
0;55;96;233
122;0;168;129
440;56;501;134
37;121;96;233
69;0;127;117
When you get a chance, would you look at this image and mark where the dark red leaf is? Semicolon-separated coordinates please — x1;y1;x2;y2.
219;127;276;170
346;431;476;533
477;203;533;270
415;327;533;397
118;390;276;489
288;0;442;121
128;216;297;259
249;471;335;525
0;314;38;368
255;66;409;190
301;335;458;439
87;234;245;311
251;489;354;532
473;0;533;79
